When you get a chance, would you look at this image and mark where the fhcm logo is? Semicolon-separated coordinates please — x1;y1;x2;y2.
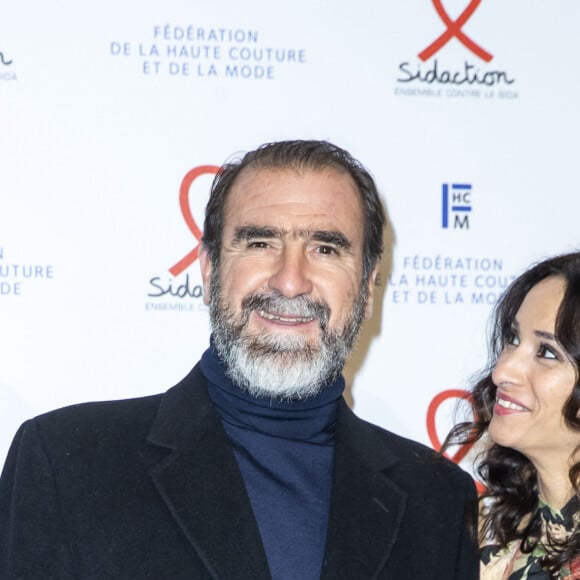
442;183;472;229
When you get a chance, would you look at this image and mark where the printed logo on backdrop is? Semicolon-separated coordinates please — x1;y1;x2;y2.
0;247;54;296
442;183;472;229
387;254;517;307
387;178;518;306
394;0;518;100
145;165;219;313
427;389;484;493
0;48;17;82
110;25;306;80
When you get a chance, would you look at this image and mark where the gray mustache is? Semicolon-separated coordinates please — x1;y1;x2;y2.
242;291;330;328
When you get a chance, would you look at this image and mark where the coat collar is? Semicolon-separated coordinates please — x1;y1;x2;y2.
147;364;270;579
147;364;407;580
321;399;407;579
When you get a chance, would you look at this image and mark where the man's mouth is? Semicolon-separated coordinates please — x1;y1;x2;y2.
258;310;315;324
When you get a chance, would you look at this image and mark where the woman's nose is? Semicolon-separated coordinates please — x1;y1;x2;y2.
492;347;526;388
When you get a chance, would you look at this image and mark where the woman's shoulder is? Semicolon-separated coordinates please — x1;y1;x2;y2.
478;495;580;579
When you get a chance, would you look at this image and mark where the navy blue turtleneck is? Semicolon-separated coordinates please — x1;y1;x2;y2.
200;345;344;580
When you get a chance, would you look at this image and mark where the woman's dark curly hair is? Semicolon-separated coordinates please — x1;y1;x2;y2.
444;251;580;576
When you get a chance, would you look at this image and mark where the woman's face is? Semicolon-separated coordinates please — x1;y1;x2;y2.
489;276;579;466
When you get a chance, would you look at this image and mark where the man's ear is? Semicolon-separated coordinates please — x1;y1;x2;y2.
199;245;212;306
364;266;379;320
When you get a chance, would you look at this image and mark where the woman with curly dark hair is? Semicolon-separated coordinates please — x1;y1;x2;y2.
445;252;580;579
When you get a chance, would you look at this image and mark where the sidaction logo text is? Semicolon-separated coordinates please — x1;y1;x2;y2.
145;165;218;312
397;59;513;87
395;0;516;95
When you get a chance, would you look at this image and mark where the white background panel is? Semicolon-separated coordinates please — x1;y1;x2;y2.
1;1;579;481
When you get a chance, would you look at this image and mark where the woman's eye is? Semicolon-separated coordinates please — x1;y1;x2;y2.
537;344;558;360
506;329;520;346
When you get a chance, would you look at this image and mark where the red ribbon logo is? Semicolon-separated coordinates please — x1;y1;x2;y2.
427;389;485;493
169;165;220;277
419;0;493;63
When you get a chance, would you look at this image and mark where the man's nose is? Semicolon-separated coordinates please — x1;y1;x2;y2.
267;247;313;298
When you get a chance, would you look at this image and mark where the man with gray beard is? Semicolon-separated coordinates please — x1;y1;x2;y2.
0;140;478;579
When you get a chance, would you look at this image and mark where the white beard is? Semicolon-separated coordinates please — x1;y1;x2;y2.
209;275;366;400
217;330;345;400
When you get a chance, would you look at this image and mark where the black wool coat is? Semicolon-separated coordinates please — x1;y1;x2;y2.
0;364;479;579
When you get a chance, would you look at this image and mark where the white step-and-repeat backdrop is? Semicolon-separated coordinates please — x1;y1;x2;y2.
2;1;579;484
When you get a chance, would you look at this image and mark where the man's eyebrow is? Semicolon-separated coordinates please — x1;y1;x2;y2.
232;225;353;252
310;230;352;252
233;225;284;242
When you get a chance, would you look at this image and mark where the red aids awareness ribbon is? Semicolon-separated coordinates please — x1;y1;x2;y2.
427;389;485;493
169;165;220;277
419;0;493;63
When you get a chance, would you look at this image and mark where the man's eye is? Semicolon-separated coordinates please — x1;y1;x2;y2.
316;245;338;255
247;241;270;249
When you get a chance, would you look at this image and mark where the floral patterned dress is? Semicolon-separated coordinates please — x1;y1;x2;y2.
480;496;580;579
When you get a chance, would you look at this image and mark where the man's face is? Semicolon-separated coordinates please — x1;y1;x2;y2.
200;166;377;399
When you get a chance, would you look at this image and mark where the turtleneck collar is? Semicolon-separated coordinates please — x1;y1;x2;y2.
200;343;345;444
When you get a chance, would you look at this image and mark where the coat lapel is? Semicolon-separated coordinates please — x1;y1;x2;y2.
321;400;407;580
147;365;270;579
